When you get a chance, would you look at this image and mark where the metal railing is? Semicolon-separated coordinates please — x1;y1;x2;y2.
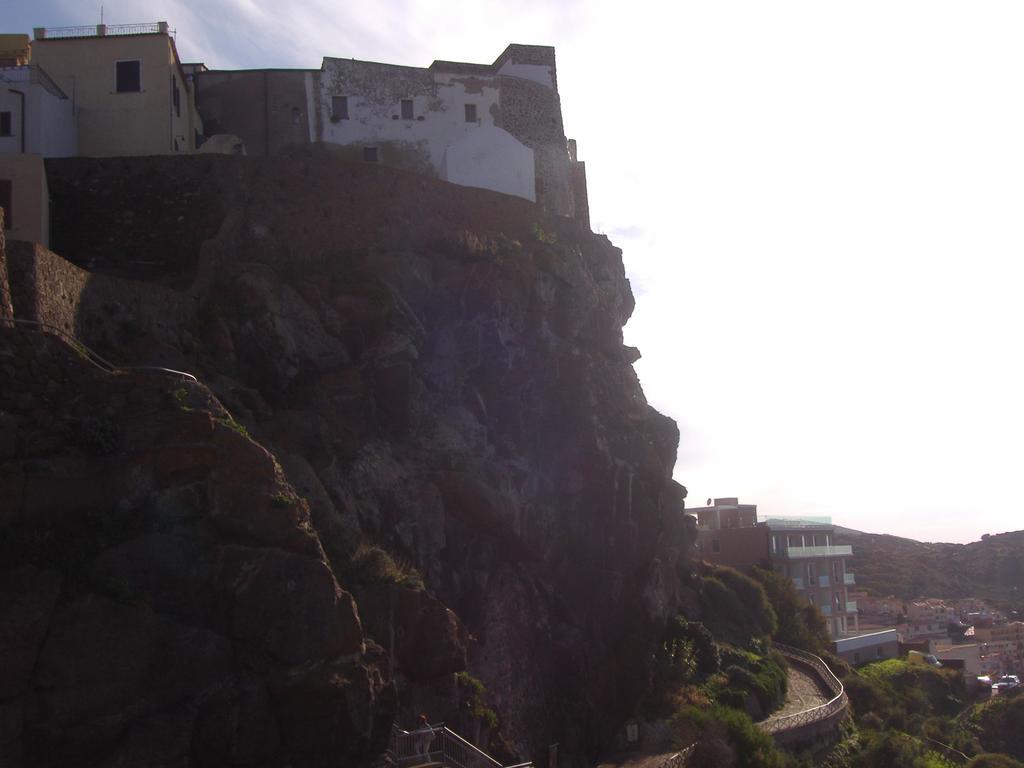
35;23;164;39
388;724;531;768
6;317;197;382
758;643;848;736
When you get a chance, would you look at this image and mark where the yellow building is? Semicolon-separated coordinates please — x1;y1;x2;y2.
0;34;31;66
29;22;202;156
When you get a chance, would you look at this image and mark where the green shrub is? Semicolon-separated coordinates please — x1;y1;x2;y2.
456;671;499;730
959;692;1024;761
346;543;424;590
698;566;777;646
672;704;785;768
751;566;831;653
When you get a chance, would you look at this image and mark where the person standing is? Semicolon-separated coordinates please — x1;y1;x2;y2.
414;714;434;762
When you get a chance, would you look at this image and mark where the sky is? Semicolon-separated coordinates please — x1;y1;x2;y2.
11;1;1024;544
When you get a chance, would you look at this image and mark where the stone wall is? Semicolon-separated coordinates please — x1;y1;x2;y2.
0;208;12;321
4;240;193;368
46;155;230;283
193;69;314;156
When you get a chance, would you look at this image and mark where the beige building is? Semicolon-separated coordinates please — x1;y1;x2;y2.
0;153;49;246
30;22;202;156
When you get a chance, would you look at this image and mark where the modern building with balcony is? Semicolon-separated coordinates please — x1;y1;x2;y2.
689;498;860;639
764;515;859;639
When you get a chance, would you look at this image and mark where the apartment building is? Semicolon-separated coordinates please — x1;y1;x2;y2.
689;498;858;639
974;622;1024;674
29;22;202;156
764;516;858;639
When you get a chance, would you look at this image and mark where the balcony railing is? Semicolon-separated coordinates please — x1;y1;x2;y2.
845;601;858;614
844;572;855;585
784;545;853;559
34;22;167;40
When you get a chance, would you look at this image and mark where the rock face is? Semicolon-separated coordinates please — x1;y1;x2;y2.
0;329;390;767
2;151;690;766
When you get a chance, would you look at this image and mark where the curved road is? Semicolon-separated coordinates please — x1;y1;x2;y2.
765;665;830;723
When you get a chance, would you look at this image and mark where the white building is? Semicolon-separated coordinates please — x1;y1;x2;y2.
0;64;77;157
193;44;589;222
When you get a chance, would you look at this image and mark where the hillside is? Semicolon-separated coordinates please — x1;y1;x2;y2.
0;150;691;767
838;526;1024;611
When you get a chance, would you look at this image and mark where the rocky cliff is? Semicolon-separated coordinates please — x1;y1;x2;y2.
0;150;690;767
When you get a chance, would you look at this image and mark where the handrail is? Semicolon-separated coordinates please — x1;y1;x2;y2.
6;317;198;382
37;23;163;39
921;735;969;765
757;643;848;735
387;723;530;768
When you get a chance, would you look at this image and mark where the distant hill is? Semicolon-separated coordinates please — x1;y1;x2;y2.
836;527;1024;612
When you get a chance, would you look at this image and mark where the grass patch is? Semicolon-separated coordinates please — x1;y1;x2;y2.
346;543;424;590
216;415;250;439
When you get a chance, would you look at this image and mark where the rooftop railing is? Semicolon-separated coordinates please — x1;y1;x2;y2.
34;22;168;40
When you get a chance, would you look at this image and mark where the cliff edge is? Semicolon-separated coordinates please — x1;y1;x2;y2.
0;150;689;767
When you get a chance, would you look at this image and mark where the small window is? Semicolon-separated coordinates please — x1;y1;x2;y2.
0;112;11;137
464;103;477;123
116;60;141;92
363;146;378;163
400;99;413;120
332;95;348;120
172;76;180;117
0;179;12;229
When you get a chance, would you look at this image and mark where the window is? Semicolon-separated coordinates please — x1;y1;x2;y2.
363;146;378;163
332;95;348;120
0;179;12;229
116;60;141;92
400;99;413;119
172;76;180;117
0;112;11;137
465;103;477;123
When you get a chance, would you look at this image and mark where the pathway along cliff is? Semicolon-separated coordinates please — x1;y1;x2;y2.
0;151;691;768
